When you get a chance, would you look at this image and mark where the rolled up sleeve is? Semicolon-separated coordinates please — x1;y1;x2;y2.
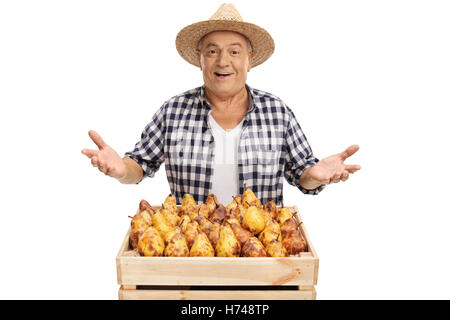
124;104;166;182
283;108;324;195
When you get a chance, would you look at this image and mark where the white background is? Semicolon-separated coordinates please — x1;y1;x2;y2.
1;0;449;299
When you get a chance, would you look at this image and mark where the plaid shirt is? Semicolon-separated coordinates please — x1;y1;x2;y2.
125;84;324;205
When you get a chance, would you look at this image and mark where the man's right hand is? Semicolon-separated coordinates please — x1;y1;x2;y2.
81;130;127;180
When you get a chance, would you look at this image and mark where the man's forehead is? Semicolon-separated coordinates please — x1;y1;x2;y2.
200;31;248;47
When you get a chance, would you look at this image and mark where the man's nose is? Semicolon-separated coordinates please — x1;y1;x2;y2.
216;52;230;67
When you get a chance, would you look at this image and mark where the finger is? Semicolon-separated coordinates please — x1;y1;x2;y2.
341;144;359;160
91;156;99;167
88;130;107;150
345;164;361;173
81;148;98;159
341;171;349;181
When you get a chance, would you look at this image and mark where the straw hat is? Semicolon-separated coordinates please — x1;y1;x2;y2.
176;3;275;68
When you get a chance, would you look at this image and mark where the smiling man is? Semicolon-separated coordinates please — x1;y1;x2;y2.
81;4;360;205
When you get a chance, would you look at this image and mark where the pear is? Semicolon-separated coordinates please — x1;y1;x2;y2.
242;205;266;235
207;222;221;249
225;195;241;211
215;223;240;257
178;214;191;233
194;215;214;235
161;207;180;227
280;218;307;255
152;210;175;244
184;221;200;249
197;203;210;218
204;194;218;215
266;239;288;257
164;230;189;257
261;209;273;225
185;205;199;221
263;200;278;220
258;219;282;247
209;204;226;223
163;193;178;214
241;237;267;257
139;199;153;214
137;226;165;257
190;232;215;257
224;208;240;226
181;193;197;214
229;222;253;247
277;206;293;225
242;185;262;209
128;211;151;249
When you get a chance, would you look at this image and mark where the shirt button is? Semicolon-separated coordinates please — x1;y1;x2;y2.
205;170;211;176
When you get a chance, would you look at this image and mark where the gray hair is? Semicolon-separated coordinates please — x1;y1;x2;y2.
197;33;253;53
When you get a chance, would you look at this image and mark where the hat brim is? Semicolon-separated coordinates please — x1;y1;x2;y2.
176;20;275;68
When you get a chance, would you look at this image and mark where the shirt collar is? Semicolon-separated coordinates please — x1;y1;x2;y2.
199;84;257;113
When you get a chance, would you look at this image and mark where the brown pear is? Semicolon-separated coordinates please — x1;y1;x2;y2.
280;218;307;255
215;223;241;257
241;237;267;257
209;204;226;223
139;199;153;214
207;222;221;248
229;222;252;247
204;194;218;214
164;230;189;257
195;215;213;235
224;209;240;226
184;220;200;249
190;232;215;257
242;205;266;235
263;200;278;219
128;211;151;249
137;226;165;257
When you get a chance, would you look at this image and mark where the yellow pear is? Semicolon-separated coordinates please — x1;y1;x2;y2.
184;220;200;249
190;232;215;257
152;210;175;244
215;223;241;257
277;207;293;225
181;193;197;214
137;226;165;257
242;185;262;209
258;219;281;247
161;207;180;227
266;239;288;257
162;193;178;214
204;194;218;214
242;206;266;235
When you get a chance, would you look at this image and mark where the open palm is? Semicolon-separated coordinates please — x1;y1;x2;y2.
309;145;361;184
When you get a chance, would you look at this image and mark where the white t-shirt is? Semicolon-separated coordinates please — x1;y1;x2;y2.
208;111;244;206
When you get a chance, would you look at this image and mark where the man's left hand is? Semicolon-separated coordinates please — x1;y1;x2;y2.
300;145;361;190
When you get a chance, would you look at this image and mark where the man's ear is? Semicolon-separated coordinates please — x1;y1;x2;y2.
196;50;202;70
247;52;254;72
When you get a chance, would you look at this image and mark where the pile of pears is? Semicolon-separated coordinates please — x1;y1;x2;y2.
128;187;307;258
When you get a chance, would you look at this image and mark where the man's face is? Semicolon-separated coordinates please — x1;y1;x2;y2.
197;31;253;98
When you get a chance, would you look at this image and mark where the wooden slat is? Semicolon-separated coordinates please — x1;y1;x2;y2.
118;286;316;300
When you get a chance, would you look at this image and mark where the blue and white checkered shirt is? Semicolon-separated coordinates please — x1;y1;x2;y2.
125;84;324;205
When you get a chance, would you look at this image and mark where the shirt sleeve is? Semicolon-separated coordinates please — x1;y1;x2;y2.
124;104;166;182
283;107;325;195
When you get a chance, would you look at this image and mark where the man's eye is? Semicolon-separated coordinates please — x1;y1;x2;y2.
232;50;239;55
209;50;216;54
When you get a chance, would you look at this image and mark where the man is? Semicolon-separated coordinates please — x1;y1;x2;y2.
81;4;360;205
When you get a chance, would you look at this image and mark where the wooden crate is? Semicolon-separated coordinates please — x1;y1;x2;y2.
116;206;319;300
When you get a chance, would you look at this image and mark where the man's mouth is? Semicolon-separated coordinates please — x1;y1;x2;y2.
214;72;233;79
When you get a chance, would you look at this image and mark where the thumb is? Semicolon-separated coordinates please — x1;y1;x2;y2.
88;130;107;150
341;144;359;160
